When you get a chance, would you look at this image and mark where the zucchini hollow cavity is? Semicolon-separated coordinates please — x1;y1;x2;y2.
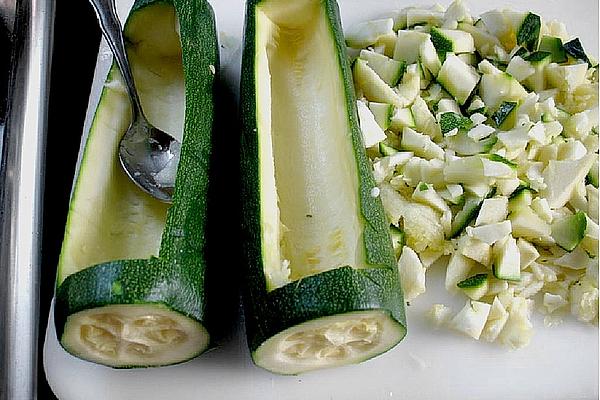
54;0;218;368
240;0;407;375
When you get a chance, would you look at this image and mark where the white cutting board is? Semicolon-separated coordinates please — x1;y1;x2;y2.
44;0;599;399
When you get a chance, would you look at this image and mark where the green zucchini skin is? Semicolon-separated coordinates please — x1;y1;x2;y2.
240;0;406;360
54;0;218;367
54;259;207;366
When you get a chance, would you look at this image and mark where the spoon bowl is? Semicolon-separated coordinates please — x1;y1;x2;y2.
118;118;180;203
89;0;180;203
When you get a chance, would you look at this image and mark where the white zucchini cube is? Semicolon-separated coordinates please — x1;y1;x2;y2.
467;220;512;245
475;196;508;226
398;246;426;302
450;300;492;340
357;101;387;148
481;297;509;342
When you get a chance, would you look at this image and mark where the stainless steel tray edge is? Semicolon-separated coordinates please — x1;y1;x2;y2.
0;0;54;398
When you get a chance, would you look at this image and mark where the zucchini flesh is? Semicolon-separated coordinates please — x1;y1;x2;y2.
54;0;218;368
241;0;406;375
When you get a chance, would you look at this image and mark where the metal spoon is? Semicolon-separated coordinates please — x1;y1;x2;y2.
89;0;179;203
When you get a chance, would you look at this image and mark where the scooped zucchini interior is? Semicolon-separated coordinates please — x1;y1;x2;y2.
257;0;366;290
58;4;183;284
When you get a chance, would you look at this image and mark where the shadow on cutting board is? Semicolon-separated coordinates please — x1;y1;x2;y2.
202;55;244;347
39;0;100;398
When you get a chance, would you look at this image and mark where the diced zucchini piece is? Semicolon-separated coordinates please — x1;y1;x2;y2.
437;99;462;116
538;36;567;63
496;178;521;197
446;132;497;156
543;292;569;314
398;246;426;301
570;278;599;323
448;195;484;238
522;51;552;92
498;296;533;349
467;96;486;115
379;142;399;157
492;236;521;281
466;220;512;245
457;53;479;66
390;107;415;131
443;0;473;27
419;36;442;76
406;7;444;27
531;198;553;224
440;184;465;205
369;102;394;130
437;54;480;105
464;182;494;199
401;157;446;188
481;297;509;342
475;196;508;226
467;124;495;141
557;140;588;161
445;252;476;292
511;46;529;59
412;183;449;213
508;187;533;211
546;62;589;92
359;50;406;86
439;112;473;134
542;154;596;208
357;101;387;147
457;22;502;58
353;59;406;108
516;12;541;51
563;111;593;139
490;101;518;130
379;183;445;253
444;156;486;185
450;300;492;340
346;18;394;48
457;273;489;300
372;152;413;184
506;56;535;81
392;7;412;31
445;155;515;185
401;127;444;160
374;33;398;58
479;72;528;110
480;9;526;51
516;238;539;269
551;211;587;251
430;27;475;55
389;224;405;258
396;64;421;105
459;234;491;265
552;246;591;269
478;59;503;75
411;96;442;140
563;38;592;66
394;30;429;64
510;206;552;240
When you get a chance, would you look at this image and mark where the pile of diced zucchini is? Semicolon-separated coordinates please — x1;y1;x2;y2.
347;0;598;348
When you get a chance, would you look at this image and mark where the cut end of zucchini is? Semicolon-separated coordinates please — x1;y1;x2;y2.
252;310;405;375
61;304;209;368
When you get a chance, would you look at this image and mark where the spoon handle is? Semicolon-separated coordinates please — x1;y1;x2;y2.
88;0;143;121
